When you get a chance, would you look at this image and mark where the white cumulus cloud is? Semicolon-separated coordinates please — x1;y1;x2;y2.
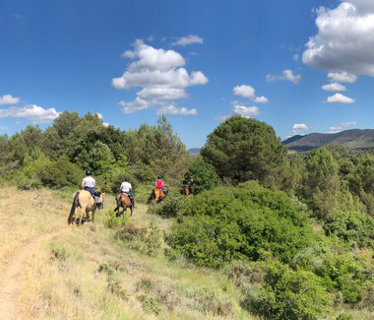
325;93;355;104
113;40;207;115
233;85;255;99
303;1;374;76
327;72;357;83
254;96;269;103
232;102;260;118
292;123;309;135
266;69;302;84
322;82;347;91
0;94;20;105
119;98;150;114
172;35;204;46
0;105;60;123
156;105;197;115
233;85;269;103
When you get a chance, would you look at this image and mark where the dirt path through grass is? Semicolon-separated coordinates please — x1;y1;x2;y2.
0;229;70;320
0;187;72;320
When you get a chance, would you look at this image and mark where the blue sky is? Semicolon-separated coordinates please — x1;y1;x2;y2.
1;0;374;148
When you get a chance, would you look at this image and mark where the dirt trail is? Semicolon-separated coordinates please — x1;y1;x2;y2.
0;229;69;320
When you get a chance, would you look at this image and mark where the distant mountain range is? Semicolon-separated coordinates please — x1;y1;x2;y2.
282;129;374;151
188;148;201;157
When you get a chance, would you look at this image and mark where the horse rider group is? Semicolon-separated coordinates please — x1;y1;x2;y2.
81;170;172;209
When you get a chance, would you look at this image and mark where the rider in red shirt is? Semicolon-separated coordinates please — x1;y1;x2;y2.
155;175;164;188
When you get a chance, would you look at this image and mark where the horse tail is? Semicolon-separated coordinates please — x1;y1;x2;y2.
68;192;80;224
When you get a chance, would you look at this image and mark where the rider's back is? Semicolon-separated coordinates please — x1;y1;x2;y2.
156;179;163;188
82;176;95;188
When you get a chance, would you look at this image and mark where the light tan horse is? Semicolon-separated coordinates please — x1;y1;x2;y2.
67;190;104;226
147;187;168;203
114;193;134;217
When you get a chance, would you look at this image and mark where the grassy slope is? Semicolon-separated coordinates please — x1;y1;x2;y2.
0;188;255;320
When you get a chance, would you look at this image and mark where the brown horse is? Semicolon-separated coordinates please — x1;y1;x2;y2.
67;190;105;226
114;193;134;217
180;185;191;196
147;187;168;203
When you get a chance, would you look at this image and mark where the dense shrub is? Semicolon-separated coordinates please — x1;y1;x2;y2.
236;261;333;320
104;208;130;229
148;192;188;218
36;155;82;188
314;253;374;304
323;210;374;248
115;223;161;256
166;186;316;267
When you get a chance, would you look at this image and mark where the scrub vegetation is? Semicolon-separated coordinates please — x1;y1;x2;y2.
1;113;374;319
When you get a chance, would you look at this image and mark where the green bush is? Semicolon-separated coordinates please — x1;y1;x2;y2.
166;186;316;267
37;155;82;188
104;208;130;229
314;253;372;304
239;261;333;320
323;210;374;248
116;223;161;256
148;192;188;218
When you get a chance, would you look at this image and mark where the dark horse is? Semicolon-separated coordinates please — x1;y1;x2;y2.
147;187;168;203
114;193;134;217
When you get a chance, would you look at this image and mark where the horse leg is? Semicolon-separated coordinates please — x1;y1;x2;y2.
116;203;122;217
92;208;96;223
130;205;133;216
118;207;125;217
79;206;85;226
147;191;154;204
114;196;121;212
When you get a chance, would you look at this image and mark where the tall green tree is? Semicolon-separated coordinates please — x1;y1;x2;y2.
201;116;287;186
303;148;339;217
124;115;190;185
0;135;18;174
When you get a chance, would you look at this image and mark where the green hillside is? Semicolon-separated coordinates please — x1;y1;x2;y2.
282;129;374;151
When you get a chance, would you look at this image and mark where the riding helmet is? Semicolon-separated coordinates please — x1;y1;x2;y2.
157;175;162;179
125;177;130;181
86;170;92;176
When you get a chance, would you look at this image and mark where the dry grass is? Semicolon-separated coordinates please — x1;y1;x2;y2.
0;187;70;274
0;187;254;320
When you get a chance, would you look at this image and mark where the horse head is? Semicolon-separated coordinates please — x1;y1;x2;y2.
96;191;105;209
